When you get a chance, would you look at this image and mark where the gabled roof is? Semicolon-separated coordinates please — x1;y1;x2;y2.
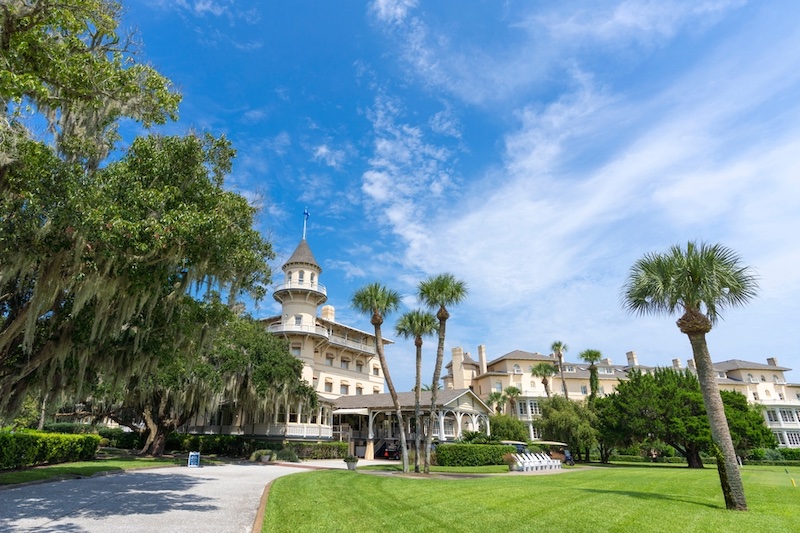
333;389;489;412
714;359;791;372
283;239;320;271
445;351;479;369
486;350;555;366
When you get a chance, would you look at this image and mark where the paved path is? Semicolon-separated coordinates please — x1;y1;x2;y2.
0;462;308;533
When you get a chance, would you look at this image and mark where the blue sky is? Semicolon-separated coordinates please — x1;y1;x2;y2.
125;0;800;391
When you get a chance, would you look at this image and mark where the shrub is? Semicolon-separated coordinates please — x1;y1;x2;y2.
780;448;800;461
97;428;144;450
276;448;300;462
0;431;100;469
249;449;273;462
285;441;349;459
435;444;515;467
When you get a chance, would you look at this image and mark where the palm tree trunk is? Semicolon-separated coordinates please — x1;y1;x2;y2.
414;341;422;473
687;332;747;510
425;315;447;474
375;323;409;473
558;355;567;397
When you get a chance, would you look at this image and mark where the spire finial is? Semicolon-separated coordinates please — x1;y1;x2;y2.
302;207;310;240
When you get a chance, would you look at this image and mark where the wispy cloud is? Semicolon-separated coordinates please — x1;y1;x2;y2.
312;144;347;169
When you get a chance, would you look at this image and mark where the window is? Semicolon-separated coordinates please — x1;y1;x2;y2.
787;432;800;446
747;373;756;383
325;354;334;366
780;409;796;423
356;363;363;373
356;386;363;395
776;432;786;445
531;427;541;440
513;364;522;374
310;273;316;284
767;410;779;423
765;390;772;398
287;272;293;282
752;392;759;401
373;366;380;376
291;345;301;357
494;381;502;393
298;270;305;284
373;387;380;394
580;385;588;395
324;382;333;393
340;384;349;395
528;400;541;416
294;315;302;326
717;371;726;378
340;359;350;370
518;402;528;416
760;375;767;382
565;366;575;373
779;393;785;400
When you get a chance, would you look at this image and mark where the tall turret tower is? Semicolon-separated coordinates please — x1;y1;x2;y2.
270;239;328;383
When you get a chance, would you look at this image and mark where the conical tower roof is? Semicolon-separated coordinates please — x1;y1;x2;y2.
283;239;321;272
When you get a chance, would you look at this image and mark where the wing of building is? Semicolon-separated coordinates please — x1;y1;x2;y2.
444;345;800;448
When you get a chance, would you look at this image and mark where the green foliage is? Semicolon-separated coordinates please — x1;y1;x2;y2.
535;396;597;452
779;448;800;461
163;434;259;456
276;448;300;462
249;449;273;462
488;415;528;442
597;368;776;466
0;430;99;469
285;441;349;459
435;444;515;466
459;431;500;444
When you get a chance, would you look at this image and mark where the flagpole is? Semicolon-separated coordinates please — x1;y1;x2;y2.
302;207;309;240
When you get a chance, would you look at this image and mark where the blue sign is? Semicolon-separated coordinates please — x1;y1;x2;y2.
188;451;200;468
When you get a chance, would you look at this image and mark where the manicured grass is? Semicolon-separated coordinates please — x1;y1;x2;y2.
359;464;509;474
0;449;219;486
263;465;800;533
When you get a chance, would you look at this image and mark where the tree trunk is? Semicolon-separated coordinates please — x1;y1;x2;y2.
374;321;409;473
685;446;704;468
414;340;422;474
685;330;747;510
425;311;448;474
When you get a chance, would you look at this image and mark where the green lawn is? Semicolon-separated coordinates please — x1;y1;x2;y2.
0;449;214;485
263;465;800;533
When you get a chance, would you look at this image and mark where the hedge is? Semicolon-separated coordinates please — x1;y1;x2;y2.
164;434;263;455
0;431;100;470
435;444;515;467
284;441;349;459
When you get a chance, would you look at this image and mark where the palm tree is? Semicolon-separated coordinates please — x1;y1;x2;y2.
623;241;757;511
551;340;569;397
531;362;558;398
396;309;438;473
352;283;409;473
486;391;505;414
579;349;603;404
503;386;522;418
418;273;468;474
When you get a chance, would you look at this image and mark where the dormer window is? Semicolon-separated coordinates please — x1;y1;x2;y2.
512;364;522;374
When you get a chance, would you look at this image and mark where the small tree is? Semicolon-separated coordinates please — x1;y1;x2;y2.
551;341;569;396
531;363;558;398
579;349;603;405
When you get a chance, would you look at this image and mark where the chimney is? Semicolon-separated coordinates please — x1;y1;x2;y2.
321;305;335;321
767;357;778;367
672;358;682;370
601;358;613;365
452;347;465;389
687;359;696;371
626;351;638;367
478;344;488;374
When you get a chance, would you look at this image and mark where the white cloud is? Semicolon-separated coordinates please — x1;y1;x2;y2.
312;144;346;168
327;260;367;280
370;0;419;24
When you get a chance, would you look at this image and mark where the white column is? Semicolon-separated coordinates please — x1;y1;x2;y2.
438;411;446;440
455;412;463;439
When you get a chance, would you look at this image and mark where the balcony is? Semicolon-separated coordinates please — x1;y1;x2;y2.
268;323;329;338
273;280;327;296
329;334;376;355
185;423;333;439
